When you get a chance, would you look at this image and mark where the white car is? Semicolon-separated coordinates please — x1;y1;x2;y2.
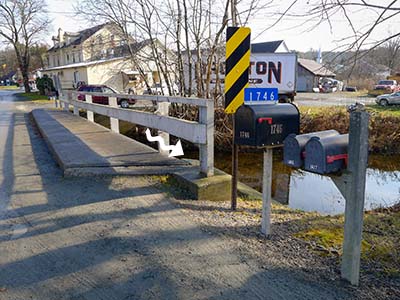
376;92;400;106
149;83;179;96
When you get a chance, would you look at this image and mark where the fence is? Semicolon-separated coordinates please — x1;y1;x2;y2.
56;91;214;176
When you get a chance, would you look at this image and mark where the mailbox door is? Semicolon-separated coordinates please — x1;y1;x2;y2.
283;134;302;167
234;106;256;146
304;138;326;174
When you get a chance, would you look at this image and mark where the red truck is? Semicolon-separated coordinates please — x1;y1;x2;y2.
369;79;400;96
374;79;399;92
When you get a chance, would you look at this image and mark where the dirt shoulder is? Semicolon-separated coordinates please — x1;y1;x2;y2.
159;179;399;300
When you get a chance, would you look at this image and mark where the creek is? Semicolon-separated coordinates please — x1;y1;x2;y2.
185;151;400;215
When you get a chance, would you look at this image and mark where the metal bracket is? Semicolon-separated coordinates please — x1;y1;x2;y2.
330;171;352;199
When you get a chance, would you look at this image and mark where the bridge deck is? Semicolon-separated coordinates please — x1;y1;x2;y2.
32;109;190;176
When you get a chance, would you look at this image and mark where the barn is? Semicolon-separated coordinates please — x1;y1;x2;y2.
296;58;336;92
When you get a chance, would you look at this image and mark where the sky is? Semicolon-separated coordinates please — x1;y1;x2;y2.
48;0;399;52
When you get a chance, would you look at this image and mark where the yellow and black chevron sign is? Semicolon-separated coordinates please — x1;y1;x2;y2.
224;27;251;114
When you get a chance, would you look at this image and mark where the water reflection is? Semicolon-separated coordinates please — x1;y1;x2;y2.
288;169;400;215
186;151;400;215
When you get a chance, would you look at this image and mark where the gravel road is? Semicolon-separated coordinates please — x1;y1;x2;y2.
0;92;385;300
295;92;376;107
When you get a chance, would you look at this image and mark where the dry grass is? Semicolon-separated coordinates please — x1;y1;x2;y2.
0;85;19;90
299;106;400;154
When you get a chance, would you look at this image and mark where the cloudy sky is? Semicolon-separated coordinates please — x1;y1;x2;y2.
48;0;398;52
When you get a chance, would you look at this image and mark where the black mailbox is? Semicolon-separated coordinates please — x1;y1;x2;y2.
234;104;300;147
283;130;339;168
304;134;349;174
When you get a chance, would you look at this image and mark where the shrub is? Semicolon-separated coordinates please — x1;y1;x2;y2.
36;75;55;95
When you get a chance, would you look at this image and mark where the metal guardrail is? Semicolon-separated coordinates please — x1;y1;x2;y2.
56;91;214;176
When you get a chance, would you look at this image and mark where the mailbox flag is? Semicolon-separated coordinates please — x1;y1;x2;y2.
225;27;251;114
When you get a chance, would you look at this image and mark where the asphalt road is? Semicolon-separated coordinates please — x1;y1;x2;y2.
0;90;356;300
295;92;376;107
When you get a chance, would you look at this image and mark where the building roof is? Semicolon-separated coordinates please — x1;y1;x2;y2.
251;40;287;53
42;56;127;72
48;23;108;51
298;58;336;77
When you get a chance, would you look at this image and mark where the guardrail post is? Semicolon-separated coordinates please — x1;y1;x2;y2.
63;100;69;111
199;100;214;177
85;95;94;122
157;102;170;155
109;97;119;133
73;100;79;115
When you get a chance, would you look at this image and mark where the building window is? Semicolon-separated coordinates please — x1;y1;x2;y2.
66;54;69;63
73;53;76;63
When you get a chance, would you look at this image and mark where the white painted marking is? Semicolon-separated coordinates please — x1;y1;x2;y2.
145;128;184;157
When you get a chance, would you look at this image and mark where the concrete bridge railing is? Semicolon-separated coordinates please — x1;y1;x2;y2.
56;91;214;177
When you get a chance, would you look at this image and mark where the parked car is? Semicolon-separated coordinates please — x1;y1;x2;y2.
376;91;400;106
145;83;179;96
77;85;135;108
374;80;399;92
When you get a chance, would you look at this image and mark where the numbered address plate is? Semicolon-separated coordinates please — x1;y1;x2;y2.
244;88;278;104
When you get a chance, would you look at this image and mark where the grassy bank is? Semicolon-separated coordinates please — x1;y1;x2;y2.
300;105;400;154
294;203;400;277
0;85;19;90
16;92;51;103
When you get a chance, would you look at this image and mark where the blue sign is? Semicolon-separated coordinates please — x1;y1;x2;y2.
244;88;278;104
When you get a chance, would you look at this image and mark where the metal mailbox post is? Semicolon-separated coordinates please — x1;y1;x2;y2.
234;102;300;235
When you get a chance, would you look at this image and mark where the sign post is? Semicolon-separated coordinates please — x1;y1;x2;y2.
224;26;251;210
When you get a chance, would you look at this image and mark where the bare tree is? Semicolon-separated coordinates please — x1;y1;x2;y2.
75;0;267;99
381;36;400;71
265;1;400;69
0;0;49;92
